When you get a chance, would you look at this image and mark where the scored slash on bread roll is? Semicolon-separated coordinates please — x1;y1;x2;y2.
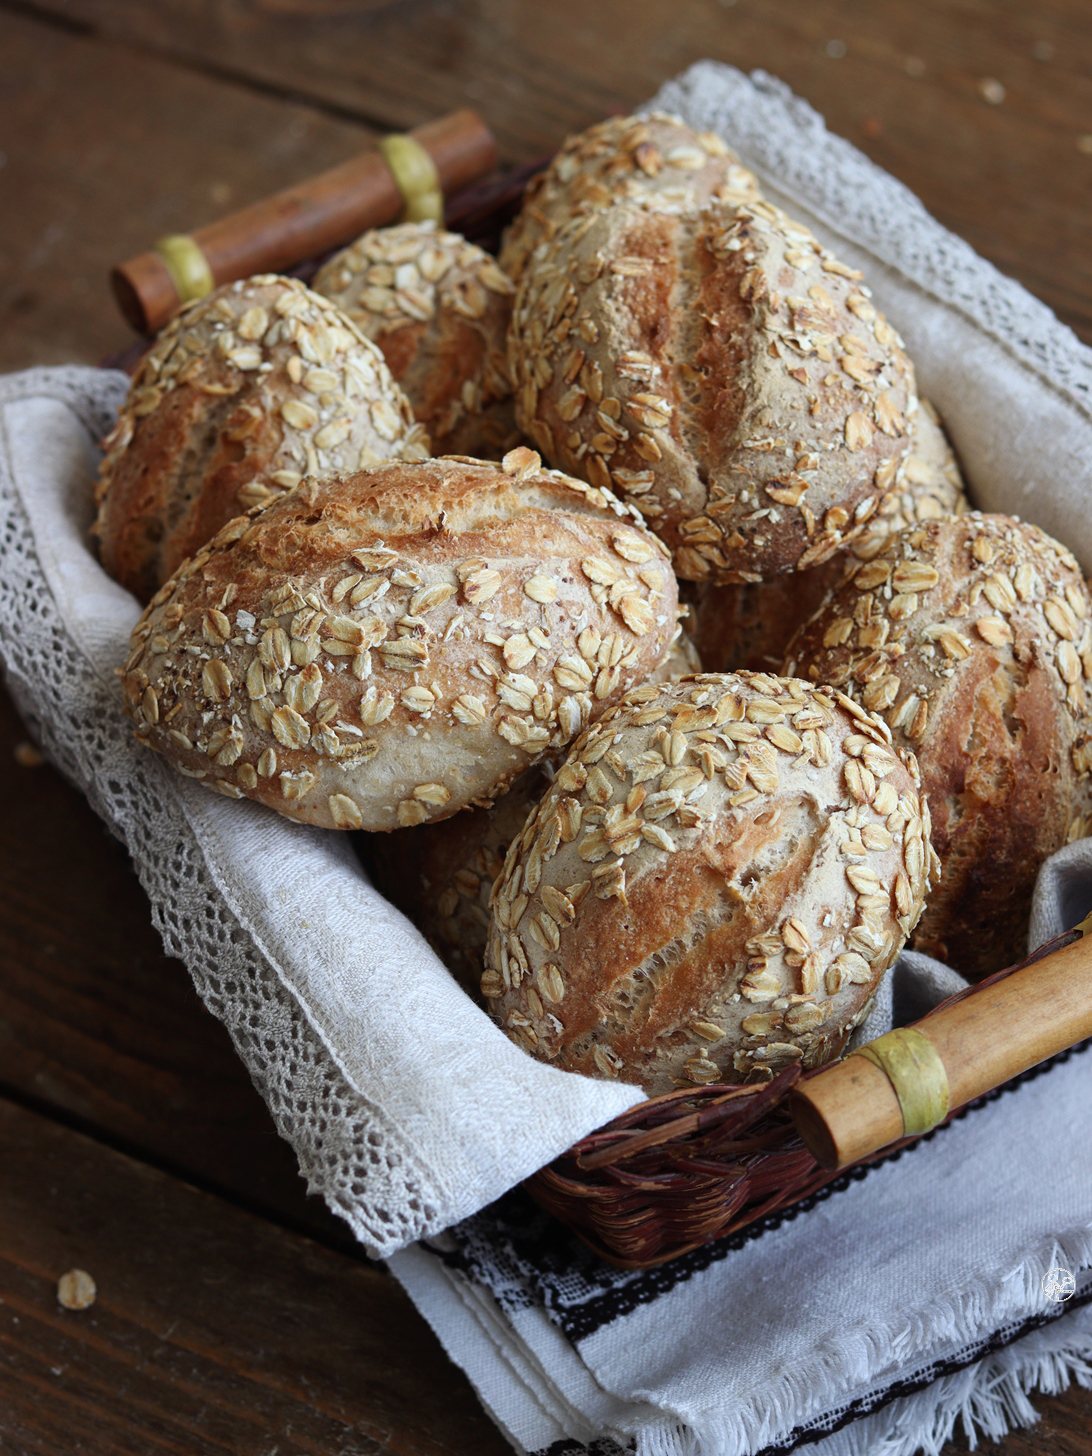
95;275;429;603
483;673;933;1094
508;197;917;584
690;397;967;674
499;111;760;283
313;222;522;459
784;512;1092;978
122;450;679;832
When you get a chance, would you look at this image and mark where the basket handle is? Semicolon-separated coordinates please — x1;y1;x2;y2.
789;913;1092;1170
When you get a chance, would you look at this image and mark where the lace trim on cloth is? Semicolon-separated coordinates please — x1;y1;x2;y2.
0;367;439;1257
649;65;1092;414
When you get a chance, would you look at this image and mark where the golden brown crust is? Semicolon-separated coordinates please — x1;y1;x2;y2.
483;673;932;1094
122;451;679;832
95;275;428;602
689;398;967;672
499;112;759;282
313;223;522;459
784;512;1092;977
509;199;917;583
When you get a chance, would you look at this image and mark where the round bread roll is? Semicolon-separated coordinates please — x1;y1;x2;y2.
483;673;933;1093
362;764;552;996
122;450;679;832
313;222;521;459
499;111;759;283
508;198;917;584
95;275;429;602
690;398;967;673
784;512;1092;977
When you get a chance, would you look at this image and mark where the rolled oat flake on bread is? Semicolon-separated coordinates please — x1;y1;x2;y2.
95;274;429;602
122;450;678;832
509;197;917;584
785;512;1092;977
483;672;933;1094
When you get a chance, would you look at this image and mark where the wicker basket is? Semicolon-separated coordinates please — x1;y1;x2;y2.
525;927;1085;1269
526;1071;829;1269
103;154;1089;1273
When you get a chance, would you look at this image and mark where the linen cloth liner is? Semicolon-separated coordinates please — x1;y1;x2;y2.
2;58;1092;1454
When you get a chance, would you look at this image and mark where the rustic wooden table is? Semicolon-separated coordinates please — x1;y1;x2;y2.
2;2;1091;1451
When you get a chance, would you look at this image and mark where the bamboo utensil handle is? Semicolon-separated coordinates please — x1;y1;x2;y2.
111;109;497;334
790;914;1092;1170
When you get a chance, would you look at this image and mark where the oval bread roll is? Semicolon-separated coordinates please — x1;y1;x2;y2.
499;111;759;283
509;198;917;583
483;673;933;1094
313;223;521;459
785;512;1092;977
690;398;967;673
122;450;679;831
95;275;429;602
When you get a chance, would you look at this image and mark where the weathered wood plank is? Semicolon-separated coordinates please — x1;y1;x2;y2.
0;7;377;371
0;1095;509;1456
0;683;352;1250
13;0;1092;340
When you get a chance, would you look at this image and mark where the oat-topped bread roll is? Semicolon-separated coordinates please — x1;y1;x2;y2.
363;764;552;996
483;673;933;1093
122;449;679;832
499;111;759;283
509;198;917;584
785;513;1092;977
95;275;429;602
313;222;520;459
690;398;967;672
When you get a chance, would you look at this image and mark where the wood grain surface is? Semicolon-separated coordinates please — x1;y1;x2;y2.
0;688;354;1252
2;0;1092;1450
13;0;1092;342
0;7;376;370
0;1096;509;1456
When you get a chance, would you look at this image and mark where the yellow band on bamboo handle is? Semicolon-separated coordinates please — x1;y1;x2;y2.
850;1027;950;1137
377;134;444;224
153;234;215;306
